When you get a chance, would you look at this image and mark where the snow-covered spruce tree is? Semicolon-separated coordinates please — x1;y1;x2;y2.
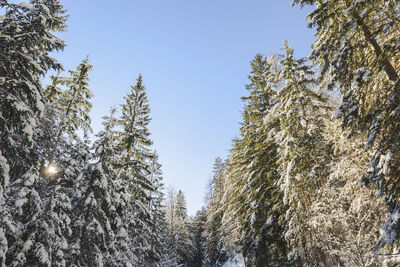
39;58;94;229
162;187;193;266
220;138;249;260
143;152;166;265
174;190;194;265
0;0;67;265
292;0;400;249
44;57;93;143
23;56;95;266
38;57;94;222
274;41;333;265
221;54;287;266
162;186;180;266
241;54;278;124
0;0;66;180
189;207;207;267
204;157;228;266
70;108;132;266
116;74;158;264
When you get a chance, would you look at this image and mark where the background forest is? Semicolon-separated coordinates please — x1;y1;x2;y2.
1;0;400;266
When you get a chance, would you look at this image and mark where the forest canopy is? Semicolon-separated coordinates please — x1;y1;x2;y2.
1;0;400;266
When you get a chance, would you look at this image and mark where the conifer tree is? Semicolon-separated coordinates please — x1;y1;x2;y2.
19;58;95;266
174;190;194;265
221;54;287;266
242;54;277;125
204;158;228;266
162;187;180;266
116;74;156;263
190;207;207;267
70;109;132;266
274;41;332;265
144;153;166;265
162;188;193;266
118;74;154;172
44;57;94;143
292;0;400;247
0;0;66;181
0;0;66;264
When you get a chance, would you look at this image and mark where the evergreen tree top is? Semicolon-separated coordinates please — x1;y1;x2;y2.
175;190;188;219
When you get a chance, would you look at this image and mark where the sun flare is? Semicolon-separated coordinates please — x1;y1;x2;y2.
46;164;57;175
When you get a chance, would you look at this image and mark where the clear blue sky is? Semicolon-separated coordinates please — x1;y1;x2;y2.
54;0;315;215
